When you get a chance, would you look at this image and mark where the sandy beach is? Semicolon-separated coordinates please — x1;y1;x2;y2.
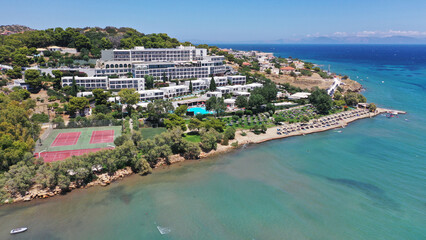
201;107;405;158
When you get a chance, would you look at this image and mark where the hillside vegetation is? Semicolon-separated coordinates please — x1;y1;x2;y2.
0;26;191;66
0;25;34;35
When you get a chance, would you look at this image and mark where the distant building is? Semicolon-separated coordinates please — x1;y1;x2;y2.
280;66;295;74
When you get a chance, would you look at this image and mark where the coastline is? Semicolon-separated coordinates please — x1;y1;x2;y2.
5;107;405;205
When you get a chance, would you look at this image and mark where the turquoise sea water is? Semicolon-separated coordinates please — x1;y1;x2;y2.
0;45;425;240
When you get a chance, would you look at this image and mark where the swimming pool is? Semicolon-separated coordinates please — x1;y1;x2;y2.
187;107;215;115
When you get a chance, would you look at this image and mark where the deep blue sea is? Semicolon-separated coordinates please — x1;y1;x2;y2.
0;45;425;240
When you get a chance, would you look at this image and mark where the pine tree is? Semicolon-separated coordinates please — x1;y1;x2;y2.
162;72;167;83
70;76;78;97
209;76;217;91
189;80;193;93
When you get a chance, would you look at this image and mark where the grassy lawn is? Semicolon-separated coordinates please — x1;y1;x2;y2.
183;133;201;143
141;127;166;139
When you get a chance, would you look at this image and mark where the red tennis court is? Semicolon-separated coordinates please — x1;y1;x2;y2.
90;130;115;144
37;148;114;162
50;132;81;147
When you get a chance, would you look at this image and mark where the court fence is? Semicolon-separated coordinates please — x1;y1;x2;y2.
54;119;122;129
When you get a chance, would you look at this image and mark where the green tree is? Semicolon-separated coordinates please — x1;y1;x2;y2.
101;37;113;49
188;118;203;132
368;103;377;112
334;91;342;100
68;97;89;115
300;69;313;76
92;88;111;105
74;35;92;51
13;53;29;66
118;88;139;115
181;140;201;159
164;113;187;131
4;161;35;194
24;69;42;89
162;72;168;83
146;100;174;123
189;80;193;93
224;127;236;140
174;105;188;116
6;66;23;79
51;70;63;90
308;88;334;114
235;95;248;109
202;117;225;132
144;75;154;89
200;130;217;152
344;92;359;106
70;77;79;97
248;94;265;110
206;96;226;116
209;76;217;91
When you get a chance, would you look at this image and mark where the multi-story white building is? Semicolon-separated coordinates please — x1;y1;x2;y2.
96;46;226;80
62;76;108;90
216;86;232;95
132;62;209;80
226;85;247;93
245;83;263;91
101;46;207;62
138;89;165;102
227;75;246;85
61;76;145;91
95;61;132;77
109;77;145;91
184;79;207;92
160;85;189;98
206;91;222;98
201;76;228;87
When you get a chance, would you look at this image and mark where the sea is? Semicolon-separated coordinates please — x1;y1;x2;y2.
1;44;425;240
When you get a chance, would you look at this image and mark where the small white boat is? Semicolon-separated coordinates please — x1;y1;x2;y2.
10;227;27;234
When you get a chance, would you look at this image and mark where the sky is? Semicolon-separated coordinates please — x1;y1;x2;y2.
2;0;426;43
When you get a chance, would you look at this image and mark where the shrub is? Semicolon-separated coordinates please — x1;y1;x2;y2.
31;113;49;123
114;135;130;146
224;127;236;140
222;136;229;146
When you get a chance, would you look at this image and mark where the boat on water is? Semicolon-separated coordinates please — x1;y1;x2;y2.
10;227;28;234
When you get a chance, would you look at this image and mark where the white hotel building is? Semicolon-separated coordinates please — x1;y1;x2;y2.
138;89;164;102
61;76;145;91
160;85;190;98
95;46;226;80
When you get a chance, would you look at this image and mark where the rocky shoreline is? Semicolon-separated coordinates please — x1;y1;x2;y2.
5;107;404;205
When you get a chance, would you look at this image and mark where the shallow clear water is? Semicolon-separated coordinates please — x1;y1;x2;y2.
1;45;425;240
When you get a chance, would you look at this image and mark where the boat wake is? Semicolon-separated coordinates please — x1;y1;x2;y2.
157;226;171;235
